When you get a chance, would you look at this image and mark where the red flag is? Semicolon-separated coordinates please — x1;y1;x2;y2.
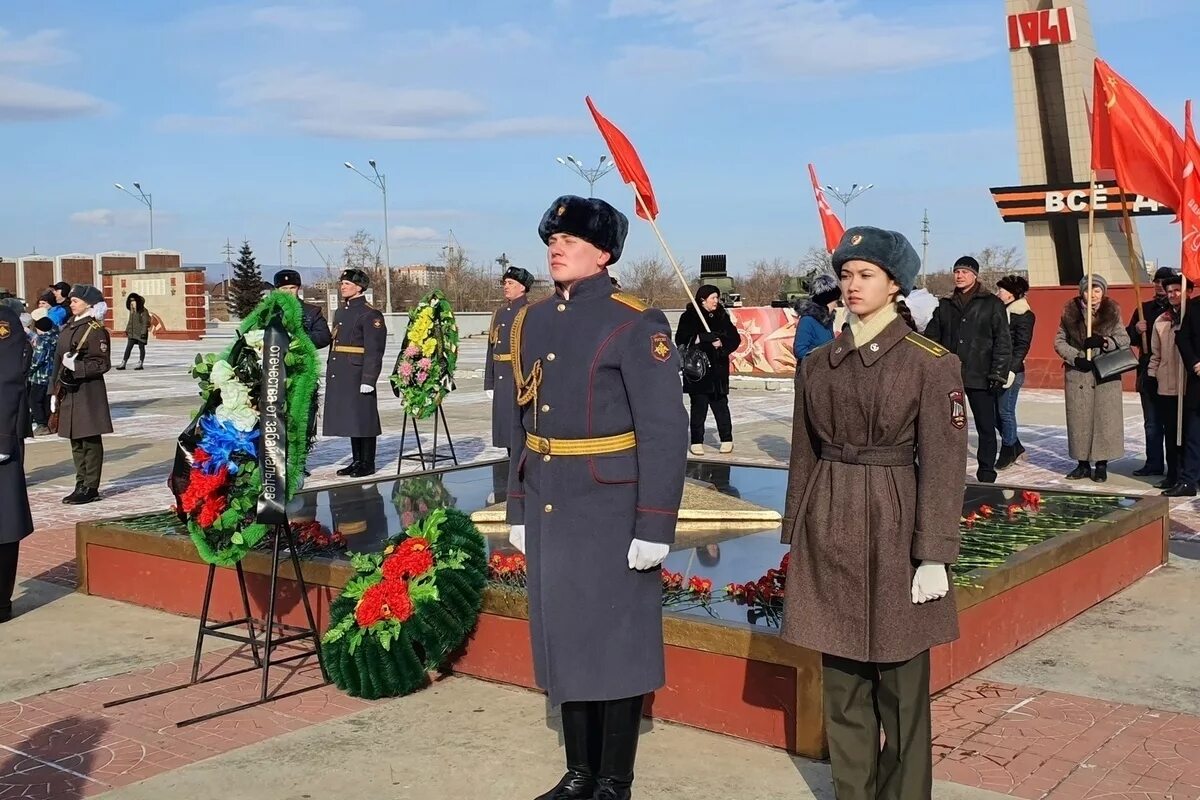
586;96;658;220
1091;58;1183;211
1182;101;1200;282
808;164;845;253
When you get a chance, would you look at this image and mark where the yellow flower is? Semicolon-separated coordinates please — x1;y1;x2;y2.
421;337;437;357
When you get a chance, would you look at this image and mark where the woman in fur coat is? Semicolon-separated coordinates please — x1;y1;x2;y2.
1054;275;1128;482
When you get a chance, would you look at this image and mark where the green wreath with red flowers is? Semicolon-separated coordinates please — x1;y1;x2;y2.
320;507;487;699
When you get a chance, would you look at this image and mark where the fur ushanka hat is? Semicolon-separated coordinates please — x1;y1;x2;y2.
831;226;922;296
538;195;629;265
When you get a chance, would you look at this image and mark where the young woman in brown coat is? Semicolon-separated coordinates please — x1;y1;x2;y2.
782;226;968;800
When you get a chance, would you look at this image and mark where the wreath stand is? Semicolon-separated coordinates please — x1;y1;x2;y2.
397;401;459;472
104;518;329;727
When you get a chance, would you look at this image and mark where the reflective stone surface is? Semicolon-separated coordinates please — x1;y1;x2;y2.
292;460;1141;628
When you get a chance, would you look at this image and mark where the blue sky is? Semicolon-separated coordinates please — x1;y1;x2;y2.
1;0;1196;281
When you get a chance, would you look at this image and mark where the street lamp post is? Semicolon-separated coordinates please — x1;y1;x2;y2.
555;155;615;197
344;160;393;312
823;182;875;227
114;182;154;248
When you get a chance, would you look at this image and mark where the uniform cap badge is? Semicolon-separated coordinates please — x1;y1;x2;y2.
556;205;566;216
650;332;671;362
850;234;863;245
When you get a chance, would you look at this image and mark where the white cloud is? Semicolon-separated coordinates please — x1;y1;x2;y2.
609;44;708;78
181;3;360;33
203;68;582;141
605;0;995;78
389;225;441;242
0;28;71;66
0;76;109;121
69;209;149;227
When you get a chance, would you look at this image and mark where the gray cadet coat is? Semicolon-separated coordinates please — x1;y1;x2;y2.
51;315;114;440
0;305;33;545
506;271;688;706
485;294;528;449
323;295;386;437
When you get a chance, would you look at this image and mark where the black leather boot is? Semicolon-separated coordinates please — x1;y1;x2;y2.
995;444;1017;471
534;702;599;800
1164;482;1198;497
336;438;361;476
1065;462;1091;480
65;487;100;505
594;695;644;800
1091;461;1108;483
350;437;377;477
0;542;18;623
61;483;84;504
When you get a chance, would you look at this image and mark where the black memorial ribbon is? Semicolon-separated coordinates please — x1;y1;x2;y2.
257;317;290;525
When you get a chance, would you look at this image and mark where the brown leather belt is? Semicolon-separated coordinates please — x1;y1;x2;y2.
819;442;914;466
333;345;364;354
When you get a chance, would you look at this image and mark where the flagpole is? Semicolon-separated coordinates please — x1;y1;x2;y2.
1179;276;1188;447
1085;170;1097;356
1116;183;1150;353
630;187;712;334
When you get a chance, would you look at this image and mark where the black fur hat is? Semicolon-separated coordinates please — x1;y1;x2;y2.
538;195;629;265
808;272;841;306
339;268;370;290
832;226;922;296
503;266;535;291
274;269;302;288
68;283;104;307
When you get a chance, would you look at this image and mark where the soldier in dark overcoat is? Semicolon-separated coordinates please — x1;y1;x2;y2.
506;195;688;800
0;300;33;622
485;265;535;450
51;284;114;505
323;268;386;477
781;227;968;800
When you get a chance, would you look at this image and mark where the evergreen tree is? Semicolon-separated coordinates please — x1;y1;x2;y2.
230;240;264;319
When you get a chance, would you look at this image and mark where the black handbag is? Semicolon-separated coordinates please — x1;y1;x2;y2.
679;344;710;382
1092;346;1138;382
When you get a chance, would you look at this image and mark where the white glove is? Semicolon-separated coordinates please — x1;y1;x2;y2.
1003;371;1016;389
61;353;77;370
509;524;526;554
912;561;949;604
0;453;10;465
50;395;58;413
359;383;374;394
486;389;494;400
627;538;670;571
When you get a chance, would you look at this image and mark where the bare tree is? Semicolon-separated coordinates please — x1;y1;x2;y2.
972;245;1022;273
737;258;793;306
619;256;687;307
796;246;833;279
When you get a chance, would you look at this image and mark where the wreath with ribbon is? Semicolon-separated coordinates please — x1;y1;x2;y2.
168;292;320;566
389;289;459;420
321;507;487;699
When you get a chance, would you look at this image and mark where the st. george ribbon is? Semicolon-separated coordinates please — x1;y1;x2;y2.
257;316;290;524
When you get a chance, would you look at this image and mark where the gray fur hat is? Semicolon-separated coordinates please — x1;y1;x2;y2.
831;226;922;296
808;273;841;306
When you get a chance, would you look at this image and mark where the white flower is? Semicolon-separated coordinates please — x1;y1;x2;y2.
216;402;259;432
242;330;265;355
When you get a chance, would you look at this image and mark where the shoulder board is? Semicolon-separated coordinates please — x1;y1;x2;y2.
88;320;105;331
904;332;948;358
611;292;647;313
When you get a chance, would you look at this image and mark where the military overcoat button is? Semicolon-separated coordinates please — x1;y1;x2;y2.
540;404;550;412
546;353;556;361
544;504;553;512
557;303;566;312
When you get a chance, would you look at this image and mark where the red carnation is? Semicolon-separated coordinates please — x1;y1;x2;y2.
1007;503;1022;520
963;512;978;529
355;583;388;627
688;576;712;596
381;579;414;622
978;504;994;518
382;546;435;581
1022;490;1042;511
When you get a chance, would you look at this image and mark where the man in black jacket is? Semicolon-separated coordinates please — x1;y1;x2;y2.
1127;267;1175;477
923;255;1012;482
1167;279;1200;496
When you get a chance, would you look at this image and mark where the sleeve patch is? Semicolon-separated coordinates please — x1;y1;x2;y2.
651;332;672;362
949;390;966;430
0;322;9;339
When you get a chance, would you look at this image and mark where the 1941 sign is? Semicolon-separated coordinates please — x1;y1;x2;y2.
991;181;1175;223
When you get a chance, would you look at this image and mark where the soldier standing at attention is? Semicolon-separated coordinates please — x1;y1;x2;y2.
781;227;967;800
325;268;386;477
273;269;332;350
507;195;688;800
485;265;535;451
51;285;114;505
